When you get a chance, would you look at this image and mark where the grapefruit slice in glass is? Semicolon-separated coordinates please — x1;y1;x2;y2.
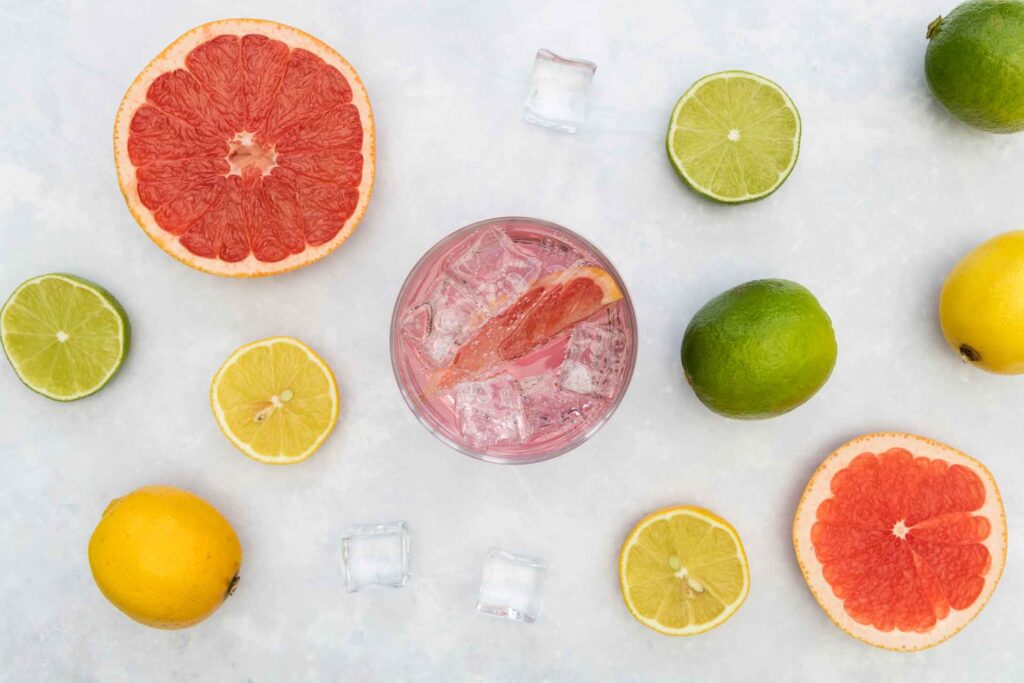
428;265;623;393
793;432;1007;651
114;19;374;277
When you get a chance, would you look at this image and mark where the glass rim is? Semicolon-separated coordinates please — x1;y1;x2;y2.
389;216;638;465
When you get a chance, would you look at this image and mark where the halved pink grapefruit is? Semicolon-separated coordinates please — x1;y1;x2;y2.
429;265;623;393
793;433;1006;651
114;19;374;277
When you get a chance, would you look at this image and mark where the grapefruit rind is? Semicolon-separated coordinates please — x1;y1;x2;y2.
209;336;340;464
619;505;751;636
113;18;375;277
792;432;1007;651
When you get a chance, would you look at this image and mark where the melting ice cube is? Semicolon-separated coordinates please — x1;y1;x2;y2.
341;522;410;592
399;278;488;367
521;373;594;438
558;322;627;398
454;374;530;447
446;226;541;314
524;49;596;134
476;548;547;623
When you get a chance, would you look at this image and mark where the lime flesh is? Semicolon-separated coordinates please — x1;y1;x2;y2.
681;279;836;419
925;0;1024;133
1;274;130;401
666;71;801;203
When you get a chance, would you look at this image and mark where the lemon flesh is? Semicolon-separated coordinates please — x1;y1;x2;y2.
940;230;1024;373
619;506;750;636
667;71;800;203
211;336;339;464
88;485;242;629
0;273;129;401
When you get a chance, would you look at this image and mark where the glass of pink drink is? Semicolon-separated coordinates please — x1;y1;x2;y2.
391;217;637;464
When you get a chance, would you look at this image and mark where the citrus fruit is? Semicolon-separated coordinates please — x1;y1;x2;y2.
925;0;1024;133
114;19;375;276
210;336;339;464
0;274;130;401
940;230;1024;373
666;70;800;203
794;433;1006;651
429;265;622;393
681;279;836;419
88;485;242;629
619;506;750;636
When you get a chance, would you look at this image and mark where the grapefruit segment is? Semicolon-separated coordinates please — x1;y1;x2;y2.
114;19;374;277
793;433;1006;651
430;265;623;393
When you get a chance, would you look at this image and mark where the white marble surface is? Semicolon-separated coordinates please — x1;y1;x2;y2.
1;0;1022;680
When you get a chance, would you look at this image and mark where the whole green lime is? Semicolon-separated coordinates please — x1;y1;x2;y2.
925;0;1024;133
681;279;837;419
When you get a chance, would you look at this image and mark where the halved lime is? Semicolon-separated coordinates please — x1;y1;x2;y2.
1;274;130;401
666;71;801;203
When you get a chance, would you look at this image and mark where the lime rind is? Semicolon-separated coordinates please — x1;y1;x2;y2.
666;70;801;204
0;273;130;401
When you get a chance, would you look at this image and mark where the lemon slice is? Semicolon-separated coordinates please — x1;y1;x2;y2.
619;506;750;636
210;337;339;464
1;273;130;401
667;70;800;203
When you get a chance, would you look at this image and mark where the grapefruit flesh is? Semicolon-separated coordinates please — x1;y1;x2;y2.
114;19;374;276
430;265;623;393
793;433;1006;651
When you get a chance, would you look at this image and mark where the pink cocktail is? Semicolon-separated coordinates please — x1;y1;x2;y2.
390;217;636;463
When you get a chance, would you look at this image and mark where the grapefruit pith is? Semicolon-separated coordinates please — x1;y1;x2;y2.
114;19;374;277
793;433;1006;651
429;265;623;393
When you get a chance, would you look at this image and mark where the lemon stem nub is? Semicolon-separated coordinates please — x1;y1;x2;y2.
226;574;240;599
959;344;981;363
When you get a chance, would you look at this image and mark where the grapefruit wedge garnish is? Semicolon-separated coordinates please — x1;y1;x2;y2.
793;433;1007;651
114;19;374;277
429;265;622;393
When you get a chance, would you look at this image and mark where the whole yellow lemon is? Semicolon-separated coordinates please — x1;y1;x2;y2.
940;230;1024;373
88;485;242;629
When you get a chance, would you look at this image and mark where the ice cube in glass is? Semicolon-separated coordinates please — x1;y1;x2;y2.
558;322;628;398
446;226;541;314
341;522;410;592
524;49;596;133
476;548;547;622
454;374;530;447
399;278;487;367
521;373;595;439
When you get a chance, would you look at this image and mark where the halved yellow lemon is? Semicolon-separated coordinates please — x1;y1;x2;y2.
619;505;750;636
210;337;339;464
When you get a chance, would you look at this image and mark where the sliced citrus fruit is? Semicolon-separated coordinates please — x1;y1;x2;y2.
210;337;339;464
114;19;375;277
793;433;1007;651
619;506;750;636
1;274;130;401
429;265;622;392
667;70;800;203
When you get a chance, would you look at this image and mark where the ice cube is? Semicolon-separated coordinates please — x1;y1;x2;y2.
446;227;541;314
524;49;596;134
341;522;410;592
521;373;595;438
399;278;488;367
558;322;627;399
476;548;547;623
454;374;530;447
